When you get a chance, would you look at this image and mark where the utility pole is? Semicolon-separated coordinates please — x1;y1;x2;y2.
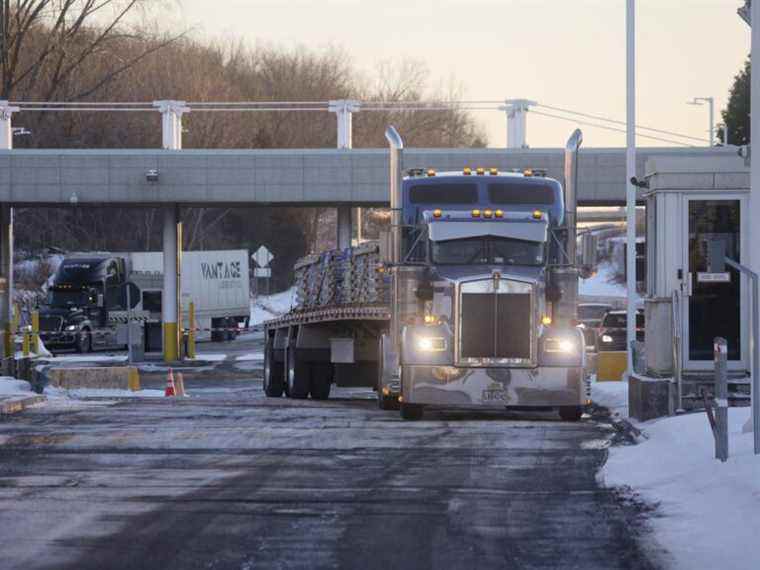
687;97;715;146
626;0;637;372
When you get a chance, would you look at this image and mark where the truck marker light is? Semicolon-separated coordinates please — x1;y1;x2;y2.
471;209;481;218
489;167;498;175
494;209;504;218
601;334;613;343
433;209;442;218
542;315;552;326
427;169;436;177
476;167;485;175
483;209;493;219
424;314;437;324
523;169;534;177
532;210;543;220
463;167;472;175
382;387;390;396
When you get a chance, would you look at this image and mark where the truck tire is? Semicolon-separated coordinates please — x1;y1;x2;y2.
400;403;423;421
559;406;584;422
309;364;332;400
286;347;310;399
75;328;92;354
263;338;284;397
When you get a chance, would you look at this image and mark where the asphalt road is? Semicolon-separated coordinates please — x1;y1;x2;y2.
0;370;661;570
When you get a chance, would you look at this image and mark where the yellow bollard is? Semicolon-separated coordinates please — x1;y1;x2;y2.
31;311;39;354
128;367;141;391
22;330;29;356
188;301;196;359
597;351;628;382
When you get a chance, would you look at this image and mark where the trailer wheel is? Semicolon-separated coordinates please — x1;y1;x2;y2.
309;364;332;400
286;347;310;399
559;406;583;422
263;338;284;397
400;403;423;421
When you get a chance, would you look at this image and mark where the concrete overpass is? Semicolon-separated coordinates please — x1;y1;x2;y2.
0;146;738;207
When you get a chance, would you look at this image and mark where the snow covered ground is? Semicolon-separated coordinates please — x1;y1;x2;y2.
596;378;760;570
250;287;296;326
0;377;34;398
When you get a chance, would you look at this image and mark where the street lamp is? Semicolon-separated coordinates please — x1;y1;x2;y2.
626;0;636;372
687;97;715;146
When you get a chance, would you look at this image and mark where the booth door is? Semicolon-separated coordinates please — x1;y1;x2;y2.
682;196;746;371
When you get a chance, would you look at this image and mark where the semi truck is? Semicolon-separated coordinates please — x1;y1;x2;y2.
264;127;588;420
38;250;250;353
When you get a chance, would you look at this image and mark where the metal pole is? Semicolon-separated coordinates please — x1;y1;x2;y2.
708;97;715;147
126;283;132;363
753;273;760;454
626;0;637;372
714;337;728;462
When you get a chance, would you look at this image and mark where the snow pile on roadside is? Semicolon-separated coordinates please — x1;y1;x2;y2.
603;408;760;570
579;262;625;297
44;386;165;399
591;376;629;417
0;377;34;397
250;287;296;326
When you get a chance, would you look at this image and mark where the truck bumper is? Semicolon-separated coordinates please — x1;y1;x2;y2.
39;332;77;349
403;365;586;408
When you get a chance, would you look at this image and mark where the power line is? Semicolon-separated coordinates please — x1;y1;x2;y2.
535;102;709;143
530;110;694;147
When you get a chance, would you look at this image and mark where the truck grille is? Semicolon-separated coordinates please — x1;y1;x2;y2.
39;316;63;332
459;279;534;365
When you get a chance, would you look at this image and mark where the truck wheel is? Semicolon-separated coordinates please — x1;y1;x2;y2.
286;347;310;399
309;364;332;400
400;403;423;421
559;406;584;422
75;329;92;354
263;338;284;397
379;393;400;411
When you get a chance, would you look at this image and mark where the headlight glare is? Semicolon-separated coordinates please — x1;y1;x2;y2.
601;334;613;343
64;324;77;331
416;336;446;352
544;336;577;354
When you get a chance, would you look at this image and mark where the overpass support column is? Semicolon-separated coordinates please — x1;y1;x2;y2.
330;100;361;246
153;100;190;150
162;205;181;362
501;99;536;149
337;206;352;250
0;206;12;358
0;103;17;358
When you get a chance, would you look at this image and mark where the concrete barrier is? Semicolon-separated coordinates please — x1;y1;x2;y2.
629;373;674;421
597;351;627;382
48;367;140;391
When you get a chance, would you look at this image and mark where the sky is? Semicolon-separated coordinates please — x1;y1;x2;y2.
162;0;750;148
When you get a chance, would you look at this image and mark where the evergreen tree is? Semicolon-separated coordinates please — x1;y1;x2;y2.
721;56;750;145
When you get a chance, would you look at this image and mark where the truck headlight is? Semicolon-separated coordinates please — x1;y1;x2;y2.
600;334;613;343
416;336;446;352
544;337;577;354
64;324;77;331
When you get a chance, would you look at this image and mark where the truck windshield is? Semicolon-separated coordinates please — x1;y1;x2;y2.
47;289;97;307
431;237;544;265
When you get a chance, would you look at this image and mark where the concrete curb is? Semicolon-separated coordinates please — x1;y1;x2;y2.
0;394;46;415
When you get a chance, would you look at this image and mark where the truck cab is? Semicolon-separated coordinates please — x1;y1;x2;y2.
379;166;587;420
39;256;137;352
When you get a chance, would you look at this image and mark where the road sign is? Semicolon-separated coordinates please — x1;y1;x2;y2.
252;246;274;268
254;267;272;278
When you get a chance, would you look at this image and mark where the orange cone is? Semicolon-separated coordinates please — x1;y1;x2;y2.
165;368;176;397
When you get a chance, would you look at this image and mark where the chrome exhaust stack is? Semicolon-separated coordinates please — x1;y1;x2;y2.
384;126;404;350
552;129;583;328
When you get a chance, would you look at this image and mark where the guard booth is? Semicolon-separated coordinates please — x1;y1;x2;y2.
641;154;750;412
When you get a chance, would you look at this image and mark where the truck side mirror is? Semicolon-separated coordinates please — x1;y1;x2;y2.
379;229;393;264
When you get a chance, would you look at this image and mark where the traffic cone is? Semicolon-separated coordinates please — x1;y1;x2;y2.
175;372;186;397
165;368;176;397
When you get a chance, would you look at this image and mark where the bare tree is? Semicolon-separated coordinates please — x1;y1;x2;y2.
0;0;183;100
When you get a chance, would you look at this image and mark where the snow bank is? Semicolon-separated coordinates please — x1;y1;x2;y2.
603;408;760;570
591;376;629;417
236;352;264;362
0;377;33;396
579;262;627;298
250;287;296;326
44;386;164;399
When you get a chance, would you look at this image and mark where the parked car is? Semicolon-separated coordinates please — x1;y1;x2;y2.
577;303;614;351
597;309;645;352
